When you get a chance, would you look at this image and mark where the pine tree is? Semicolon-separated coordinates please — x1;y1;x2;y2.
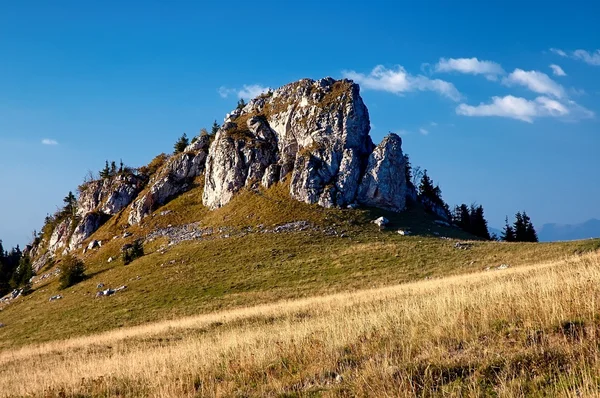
63;191;77;217
110;161;117;176
173;133;189;154
404;154;412;187
237;98;246;110
119;159;124;174
99;161;110;179
501;217;515;242
418;170;435;199
522;212;539;242
513;212;527;241
471;205;490;240
211;120;220;135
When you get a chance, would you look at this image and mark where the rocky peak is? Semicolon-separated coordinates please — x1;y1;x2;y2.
203;77;377;209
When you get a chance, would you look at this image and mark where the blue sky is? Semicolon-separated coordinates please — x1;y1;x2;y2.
1;0;599;248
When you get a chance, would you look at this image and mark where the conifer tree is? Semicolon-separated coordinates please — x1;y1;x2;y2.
211;120;220;135
513;212;527;241
173;133;189;154
63;191;77;217
99;161;110;179
522;212;539;242
404;154;412;187
236;98;246;110
418;170;435;199
471;205;490;240
501;217;515;242
110;161;117;176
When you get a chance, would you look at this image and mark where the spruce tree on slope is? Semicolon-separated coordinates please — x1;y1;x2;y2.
501;217;515;242
173;133;189;154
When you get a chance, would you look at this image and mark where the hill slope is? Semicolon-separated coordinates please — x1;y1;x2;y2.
1;181;599;350
1;248;600;397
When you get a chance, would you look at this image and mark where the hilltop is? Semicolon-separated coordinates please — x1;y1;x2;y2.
1;77;600;396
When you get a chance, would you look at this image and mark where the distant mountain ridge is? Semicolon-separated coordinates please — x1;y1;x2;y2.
538;219;600;242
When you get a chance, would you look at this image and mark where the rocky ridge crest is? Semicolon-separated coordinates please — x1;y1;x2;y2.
30;77;412;263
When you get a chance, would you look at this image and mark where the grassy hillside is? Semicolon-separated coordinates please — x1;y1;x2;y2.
1;182;599;352
1;251;600;396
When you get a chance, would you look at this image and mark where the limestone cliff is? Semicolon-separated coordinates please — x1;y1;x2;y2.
203;78;408;211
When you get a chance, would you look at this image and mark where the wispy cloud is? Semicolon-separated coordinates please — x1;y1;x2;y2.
456;95;593;123
237;84;270;100
41;139;58;146
218;84;270;100
550;48;600;66
573;49;600;66
550;48;568;57
419;128;429;135
549;64;567;76
502;69;565;99
343;65;462;101
434;57;504;80
218;86;236;98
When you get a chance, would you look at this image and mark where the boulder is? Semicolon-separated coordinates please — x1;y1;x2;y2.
87;240;100;250
373;217;389;229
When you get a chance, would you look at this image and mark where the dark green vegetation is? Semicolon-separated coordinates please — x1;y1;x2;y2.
58;255;86;290
0;181;597;350
0;243;30;295
173;133;189;154
502;211;539;242
121;239;144;265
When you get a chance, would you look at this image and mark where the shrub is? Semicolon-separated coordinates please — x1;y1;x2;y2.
122;239;144;265
138;153;168;177
59;255;86;289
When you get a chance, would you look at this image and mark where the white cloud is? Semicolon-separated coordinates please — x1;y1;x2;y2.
342;65;462;101
456;95;592;123
549;64;567;76
573;49;600;66
550;48;568;57
435;57;504;80
218;86;236;98
237;84;270;100
502;69;565;98
430;121;438;126
419;128;429;135
41;139;58;145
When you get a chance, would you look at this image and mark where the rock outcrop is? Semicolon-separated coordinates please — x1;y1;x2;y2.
69;212;105;250
77;173;145;217
128;134;210;224
203;78;376;209
47;218;73;254
357;134;407;212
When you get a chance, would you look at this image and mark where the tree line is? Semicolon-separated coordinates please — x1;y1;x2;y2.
0;242;31;296
404;154;537;242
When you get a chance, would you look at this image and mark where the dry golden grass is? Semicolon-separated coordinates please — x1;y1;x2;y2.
2;252;600;397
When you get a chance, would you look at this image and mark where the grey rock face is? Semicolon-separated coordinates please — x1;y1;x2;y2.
47;218;73;254
203;78;374;209
357;134;407;212
69;212;104;250
77;173;145;217
128;135;210;224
